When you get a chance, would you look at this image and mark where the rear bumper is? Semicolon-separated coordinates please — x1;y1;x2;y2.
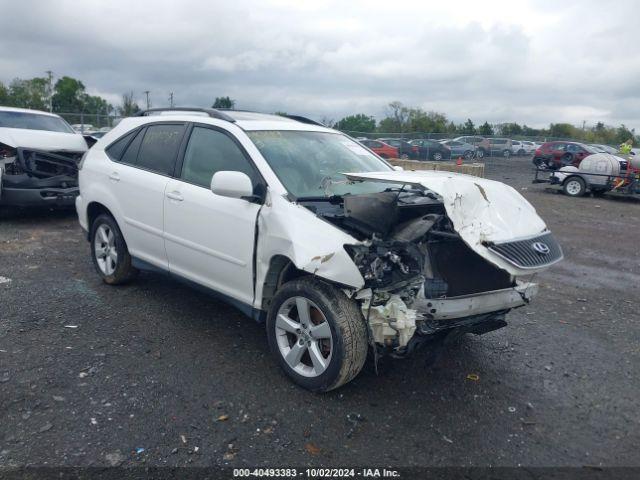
0;185;79;207
414;282;538;321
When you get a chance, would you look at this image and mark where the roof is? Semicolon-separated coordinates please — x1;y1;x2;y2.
134;108;334;133
0;106;60;117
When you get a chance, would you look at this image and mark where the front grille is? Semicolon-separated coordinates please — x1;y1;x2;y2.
487;232;563;269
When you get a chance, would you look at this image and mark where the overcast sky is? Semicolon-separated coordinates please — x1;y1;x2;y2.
1;0;638;129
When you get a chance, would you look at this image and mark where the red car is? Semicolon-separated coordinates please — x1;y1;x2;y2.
359;139;399;159
532;141;597;169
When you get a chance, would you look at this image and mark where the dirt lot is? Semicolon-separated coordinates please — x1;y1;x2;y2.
1;156;639;468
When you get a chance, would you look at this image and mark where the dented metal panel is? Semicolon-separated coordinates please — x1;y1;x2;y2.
344;170;551;275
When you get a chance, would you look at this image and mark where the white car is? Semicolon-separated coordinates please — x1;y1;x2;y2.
520;141;536;155
71;123;95;133
76;108;563;392
0;107;88;207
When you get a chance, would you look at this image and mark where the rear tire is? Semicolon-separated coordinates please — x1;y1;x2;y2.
266;277;368;392
563;176;586;197
476;149;485;159
432;152;443;161
90;214;138;285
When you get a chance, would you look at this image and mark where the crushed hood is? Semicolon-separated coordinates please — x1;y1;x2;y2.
345;170;549;275
0;128;87;152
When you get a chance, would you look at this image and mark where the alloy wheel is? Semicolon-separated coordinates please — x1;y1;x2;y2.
275;296;333;378
94;224;118;275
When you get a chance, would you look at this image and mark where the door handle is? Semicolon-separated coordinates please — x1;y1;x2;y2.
108;172;120;182
166;191;184;202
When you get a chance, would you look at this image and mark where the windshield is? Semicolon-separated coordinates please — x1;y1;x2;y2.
0;111;75;133
583;144;599;153
247;130;394;198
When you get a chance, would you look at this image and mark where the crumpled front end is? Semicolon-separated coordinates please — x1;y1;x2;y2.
0;147;84;207
305;170;563;355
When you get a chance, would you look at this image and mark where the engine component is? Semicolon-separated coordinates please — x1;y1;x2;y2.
361;294;417;348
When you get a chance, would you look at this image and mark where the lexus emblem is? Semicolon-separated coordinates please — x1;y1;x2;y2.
532;242;550;255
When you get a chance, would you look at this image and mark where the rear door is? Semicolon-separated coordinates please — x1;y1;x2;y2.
105;122;185;269
163;124;264;305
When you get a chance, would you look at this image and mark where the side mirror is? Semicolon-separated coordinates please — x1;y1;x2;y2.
211;171;254;200
393;166;404;171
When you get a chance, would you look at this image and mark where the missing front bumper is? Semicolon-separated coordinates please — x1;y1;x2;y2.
413;282;538;321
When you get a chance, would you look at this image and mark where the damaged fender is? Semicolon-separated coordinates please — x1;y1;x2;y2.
254;191;365;309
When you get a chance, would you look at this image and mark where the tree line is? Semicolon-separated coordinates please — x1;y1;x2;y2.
332;101;636;146
0;76;635;145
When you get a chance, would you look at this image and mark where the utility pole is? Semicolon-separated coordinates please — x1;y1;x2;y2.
169;92;174;108
45;70;53;112
143;90;150;110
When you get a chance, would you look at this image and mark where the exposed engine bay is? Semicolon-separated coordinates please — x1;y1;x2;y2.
0;147;84;206
298;184;542;355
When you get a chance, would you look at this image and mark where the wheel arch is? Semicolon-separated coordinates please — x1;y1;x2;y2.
260;254;309;311
87;202;116;234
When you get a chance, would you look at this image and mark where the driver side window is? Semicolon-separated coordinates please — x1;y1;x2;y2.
180;126;259;189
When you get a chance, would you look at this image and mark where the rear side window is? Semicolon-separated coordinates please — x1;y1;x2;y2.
180;127;259;189
136;124;185;175
106;129;137;161
120;129;145;165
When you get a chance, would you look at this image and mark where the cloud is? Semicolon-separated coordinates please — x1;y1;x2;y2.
0;0;638;129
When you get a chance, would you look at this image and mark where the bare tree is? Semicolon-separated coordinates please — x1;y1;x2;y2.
119;91;140;116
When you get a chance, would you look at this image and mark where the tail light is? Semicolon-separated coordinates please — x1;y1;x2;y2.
0;142;17;159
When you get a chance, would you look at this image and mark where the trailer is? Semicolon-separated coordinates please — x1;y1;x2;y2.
533;153;640;198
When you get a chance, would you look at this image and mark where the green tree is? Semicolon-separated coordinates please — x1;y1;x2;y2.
212;96;235;109
119;92;140;116
0;81;9;105
615;124;635;144
335;113;376;133
52;76;86;112
7;77;49;110
462;118;476;134
478;121;494;136
548;123;578;139
498;122;523;136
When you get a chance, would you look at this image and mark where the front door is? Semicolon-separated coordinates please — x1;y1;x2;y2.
163;125;264;306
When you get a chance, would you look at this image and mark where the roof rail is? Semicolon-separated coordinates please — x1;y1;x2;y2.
135;107;236;122
282;114;326;127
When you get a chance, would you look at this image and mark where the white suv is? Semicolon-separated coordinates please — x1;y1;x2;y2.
76;108;563;392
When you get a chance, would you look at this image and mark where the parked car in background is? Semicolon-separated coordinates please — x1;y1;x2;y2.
0;107;88;207
408;139;451;161
520;141;536;155
71;123;95;133
377;138;417;159
487;138;513;157
358;139;398;159
76;107;562;392
439;139;475;160
532;141;597;169
588;144;619;154
454;136;490;158
511;140;526;156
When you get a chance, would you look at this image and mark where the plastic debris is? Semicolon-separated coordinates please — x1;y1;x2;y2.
90;418;98;425
304;442;321;456
217;414;229;422
180;435;187;444
0;276;12;284
64;325;78;329
466;373;480;381
442;435;454;444
508;406;516;413
135;447;145;454
39;422;53;433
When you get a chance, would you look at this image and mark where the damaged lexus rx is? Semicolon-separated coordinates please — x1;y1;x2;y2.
0;107;88;208
76;108;563;392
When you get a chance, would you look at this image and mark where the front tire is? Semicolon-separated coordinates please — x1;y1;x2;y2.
476;148;485;159
503;149;511;158
266;277;368;392
90;214;138;285
432;151;443;161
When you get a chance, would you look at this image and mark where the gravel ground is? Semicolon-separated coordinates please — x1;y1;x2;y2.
0;156;639;468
